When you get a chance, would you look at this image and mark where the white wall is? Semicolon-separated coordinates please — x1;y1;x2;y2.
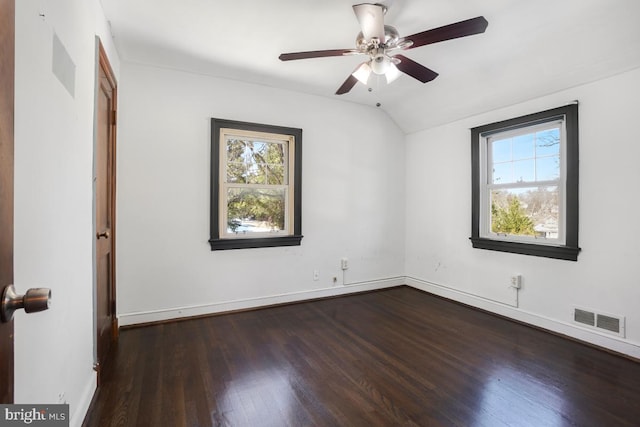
405;67;640;358
117;62;640;360
115;63;406;324
14;0;118;425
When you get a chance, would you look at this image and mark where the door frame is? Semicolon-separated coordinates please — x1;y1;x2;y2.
93;38;118;382
0;0;15;404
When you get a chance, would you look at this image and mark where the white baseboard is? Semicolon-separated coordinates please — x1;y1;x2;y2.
117;275;639;359
71;372;97;427
406;276;640;360
118;276;404;326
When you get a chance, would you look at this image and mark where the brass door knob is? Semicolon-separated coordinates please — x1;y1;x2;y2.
1;285;51;323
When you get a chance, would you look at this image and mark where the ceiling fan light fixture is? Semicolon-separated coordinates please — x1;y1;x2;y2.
371;53;390;75
352;61;372;84
385;63;401;83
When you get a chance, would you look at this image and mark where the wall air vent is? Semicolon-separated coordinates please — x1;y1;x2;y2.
596;314;621;334
573;307;625;337
574;308;595;326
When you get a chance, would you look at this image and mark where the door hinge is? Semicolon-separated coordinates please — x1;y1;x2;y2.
110;300;116;315
110;109;117;125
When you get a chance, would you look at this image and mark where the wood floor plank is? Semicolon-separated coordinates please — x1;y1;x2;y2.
84;286;640;426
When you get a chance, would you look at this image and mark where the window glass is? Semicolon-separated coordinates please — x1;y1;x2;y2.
490;186;559;239
226;188;287;235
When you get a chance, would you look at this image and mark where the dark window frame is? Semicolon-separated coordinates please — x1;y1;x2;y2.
209;118;303;251
470;104;580;261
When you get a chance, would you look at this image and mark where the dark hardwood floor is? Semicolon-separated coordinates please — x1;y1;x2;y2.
83;286;640;426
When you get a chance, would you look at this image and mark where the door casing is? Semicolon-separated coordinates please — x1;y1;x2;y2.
0;0;15;404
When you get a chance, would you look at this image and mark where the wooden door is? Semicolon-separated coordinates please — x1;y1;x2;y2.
95;43;117;381
0;0;15;404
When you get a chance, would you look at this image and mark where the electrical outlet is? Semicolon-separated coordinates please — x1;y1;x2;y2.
313;270;319;281
57;392;66;404
510;274;522;289
341;258;349;270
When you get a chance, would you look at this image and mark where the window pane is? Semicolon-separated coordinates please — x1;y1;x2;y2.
246;163;265;184
267;164;285;184
491;138;511;163
536;156;560;181
492;162;511;184
490;127;560;185
244;142;260;170
266;142;286;165
229;141;286;185
226;187;286;234
230;140;287;186
536;129;560;156
227;162;247;183
490;186;559;238
247;141;285;166
226;139;246;162
226;138;249;183
512;133;534;160
512;159;535;182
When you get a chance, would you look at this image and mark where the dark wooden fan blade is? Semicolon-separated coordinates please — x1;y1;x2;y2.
279;49;356;61
353;3;386;42
405;16;488;49
336;75;359;95
394;55;438;83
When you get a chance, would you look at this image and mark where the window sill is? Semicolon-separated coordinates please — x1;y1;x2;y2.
209;235;303;251
470;237;580;261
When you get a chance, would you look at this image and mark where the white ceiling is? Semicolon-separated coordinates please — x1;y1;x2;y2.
101;0;640;134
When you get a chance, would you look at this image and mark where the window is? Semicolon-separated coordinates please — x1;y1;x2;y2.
209;119;302;250
470;104;580;260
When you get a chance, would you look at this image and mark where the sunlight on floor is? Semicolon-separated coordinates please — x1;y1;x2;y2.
474;365;565;426
218;367;299;424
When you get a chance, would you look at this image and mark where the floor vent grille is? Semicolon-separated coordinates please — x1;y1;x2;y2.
573;307;625;337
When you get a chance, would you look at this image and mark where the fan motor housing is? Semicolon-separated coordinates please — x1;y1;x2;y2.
356;25;400;50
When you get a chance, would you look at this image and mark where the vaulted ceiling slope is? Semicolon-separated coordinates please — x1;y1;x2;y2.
101;0;640;134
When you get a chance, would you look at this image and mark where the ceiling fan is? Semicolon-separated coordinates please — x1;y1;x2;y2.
279;3;488;95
